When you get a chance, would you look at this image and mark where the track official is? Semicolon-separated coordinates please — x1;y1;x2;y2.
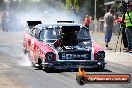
125;3;132;52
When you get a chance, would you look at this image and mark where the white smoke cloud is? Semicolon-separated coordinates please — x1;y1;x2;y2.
18;54;32;66
1;0;84;32
0;44;32;66
15;0;82;26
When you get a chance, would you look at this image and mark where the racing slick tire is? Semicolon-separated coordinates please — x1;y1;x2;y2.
95;65;105;72
27;53;43;69
37;58;43;70
44;67;56;73
24;49;28;54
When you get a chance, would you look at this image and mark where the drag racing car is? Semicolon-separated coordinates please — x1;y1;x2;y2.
23;21;106;71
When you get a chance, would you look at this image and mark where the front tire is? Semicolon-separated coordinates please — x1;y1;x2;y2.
44;67;56;73
95;65;105;71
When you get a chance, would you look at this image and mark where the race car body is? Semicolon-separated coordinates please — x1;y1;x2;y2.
23;21;42;53
23;22;105;71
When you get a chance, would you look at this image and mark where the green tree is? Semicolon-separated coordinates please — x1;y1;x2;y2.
74;0;79;11
66;0;72;10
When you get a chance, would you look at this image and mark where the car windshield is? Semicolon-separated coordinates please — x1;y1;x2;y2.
39;26;91;42
77;28;91;40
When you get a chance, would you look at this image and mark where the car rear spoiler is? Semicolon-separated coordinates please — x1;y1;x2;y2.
26;21;42;29
57;21;74;23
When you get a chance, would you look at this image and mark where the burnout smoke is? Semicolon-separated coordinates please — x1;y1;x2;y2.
1;0;89;32
1;0;83;66
18;54;32;66
0;42;32;66
12;0;81;28
16;8;81;25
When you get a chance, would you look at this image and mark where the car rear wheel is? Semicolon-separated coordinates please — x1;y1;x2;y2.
23;49;28;54
37;58;43;70
27;52;42;69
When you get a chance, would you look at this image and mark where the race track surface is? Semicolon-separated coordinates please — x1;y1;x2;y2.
0;32;131;88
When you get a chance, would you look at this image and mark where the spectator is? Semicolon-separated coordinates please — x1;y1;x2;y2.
1;11;11;32
84;15;91;29
10;13;20;32
117;16;128;50
125;2;132;53
104;9;114;50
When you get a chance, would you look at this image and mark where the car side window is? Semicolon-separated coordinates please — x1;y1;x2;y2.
77;28;91;39
31;28;40;38
32;28;36;37
35;29;40;39
39;30;45;40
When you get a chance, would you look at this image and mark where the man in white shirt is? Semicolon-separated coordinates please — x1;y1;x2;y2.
104;9;114;50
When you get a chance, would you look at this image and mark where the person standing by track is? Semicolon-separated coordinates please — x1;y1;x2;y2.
104;9;115;50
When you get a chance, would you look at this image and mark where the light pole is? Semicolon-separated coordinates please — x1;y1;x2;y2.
94;0;98;32
94;0;97;21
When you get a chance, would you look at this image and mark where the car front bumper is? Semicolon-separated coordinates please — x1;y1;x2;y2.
42;60;106;70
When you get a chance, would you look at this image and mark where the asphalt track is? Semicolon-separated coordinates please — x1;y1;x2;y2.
0;32;131;88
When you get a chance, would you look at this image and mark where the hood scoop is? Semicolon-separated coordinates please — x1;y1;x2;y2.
54;26;80;48
60;26;80;46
